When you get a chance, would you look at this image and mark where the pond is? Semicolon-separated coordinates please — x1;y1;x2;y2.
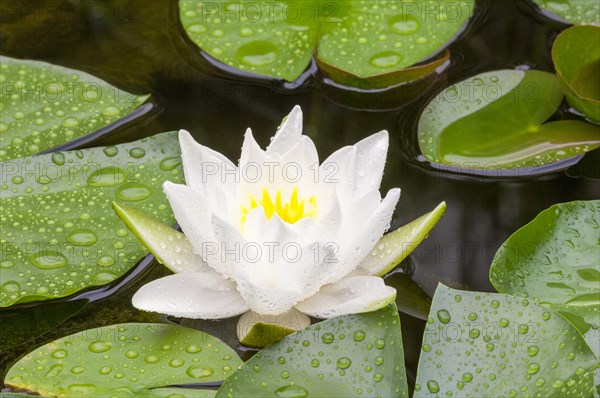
0;1;598;397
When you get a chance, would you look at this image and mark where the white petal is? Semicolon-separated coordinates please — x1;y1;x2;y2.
163;182;214;246
281;135;319;169
295;276;396;319
178;130;236;194
132;272;249;319
320;145;357;204
236;308;310;344
324;188;401;285
354;131;389;195
234;269;305;315
267;105;303;155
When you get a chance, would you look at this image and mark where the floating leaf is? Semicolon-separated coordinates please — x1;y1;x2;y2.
179;0;474;84
217;304;408;397
414;284;598;397
317;50;450;90
552;25;600;123
4;323;241;397
0;56;150;162
533;0;599;25
490;200;600;336
418;69;600;169
0;132;183;307
360;201;446;276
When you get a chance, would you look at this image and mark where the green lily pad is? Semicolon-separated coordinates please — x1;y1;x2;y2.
216;304;408;397
0;56;150;162
533;0;599;25
490;200;600;336
0;132;183;307
414;284;598;397
361;201;446;276
4;322;241;397
179;0;474;84
418;69;600;169
552;25;600;123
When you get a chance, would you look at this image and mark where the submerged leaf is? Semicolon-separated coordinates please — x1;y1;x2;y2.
414;284;598;397
385;272;432;320
0;56;150;161
533;0;599;25
418;69;600;169
179;0;474;85
4;323;241;397
0;132;183;307
490;200;600;336
0;300;86;351
552;25;600;122
217;304;409;397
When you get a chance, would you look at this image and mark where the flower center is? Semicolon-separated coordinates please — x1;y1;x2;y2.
241;186;317;225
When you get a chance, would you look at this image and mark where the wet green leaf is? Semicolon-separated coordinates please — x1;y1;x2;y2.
490;200;600;337
216;304;408;397
4;322;241;397
552;25;600;122
0;132;183;307
0;56;150;162
418;69;600;169
414;284;598;397
361;201;446;276
533;0;599;25
179;0;474;84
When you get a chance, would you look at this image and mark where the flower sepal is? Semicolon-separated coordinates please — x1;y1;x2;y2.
236;309;311;349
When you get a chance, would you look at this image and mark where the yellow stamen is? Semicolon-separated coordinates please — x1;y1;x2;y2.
241;186;317;225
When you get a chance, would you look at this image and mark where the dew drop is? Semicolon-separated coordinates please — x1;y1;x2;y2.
160;156;182;171
169;358;185;367
67;229;98;246
116;182;152;201
437;309;451;324
87;166;127;187
337;356;351;369
102;106;120;116
186;344;202;353
97;256;115;267
103;146;118;157
427;380;440;393
129;148;146;158
51;152;65;165
353;330;366;341
31;251;67;269
51;349;68;359
388;14;421;35
88;341;111;353
321;333;334;344
236;41;278;67
369;51;402;69
527;362;540;374
274;385;309;397
186;365;214;378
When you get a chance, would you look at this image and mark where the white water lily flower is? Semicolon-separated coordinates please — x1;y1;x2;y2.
132;106;400;334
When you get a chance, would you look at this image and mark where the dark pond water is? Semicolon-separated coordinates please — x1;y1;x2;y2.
1;0;598;391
